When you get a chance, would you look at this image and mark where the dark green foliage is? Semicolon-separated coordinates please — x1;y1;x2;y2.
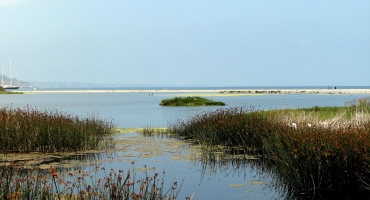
159;96;225;106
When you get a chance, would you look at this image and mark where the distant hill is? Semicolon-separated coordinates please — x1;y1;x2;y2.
28;81;183;89
29;81;126;89
3;79;195;89
1;75;34;88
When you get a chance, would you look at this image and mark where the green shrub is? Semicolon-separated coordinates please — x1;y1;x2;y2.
159;96;225;106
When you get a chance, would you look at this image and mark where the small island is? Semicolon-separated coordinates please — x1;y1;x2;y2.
160;96;226;106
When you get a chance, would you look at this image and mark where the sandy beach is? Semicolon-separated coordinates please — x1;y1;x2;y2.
22;89;370;94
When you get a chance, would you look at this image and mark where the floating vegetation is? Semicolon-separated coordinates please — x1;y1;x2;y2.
114;132;202;161
229;184;244;187
0;151;111;169
159;96;225;106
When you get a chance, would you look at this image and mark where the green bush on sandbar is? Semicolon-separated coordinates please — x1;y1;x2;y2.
159;96;225;106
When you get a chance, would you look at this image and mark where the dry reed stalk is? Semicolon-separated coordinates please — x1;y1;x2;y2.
273;110;370;130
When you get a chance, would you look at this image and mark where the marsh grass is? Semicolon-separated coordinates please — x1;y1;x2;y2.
145;99;370;198
138;127;168;137
159;96;225;106
160;107;274;155
262;121;370;199
0;161;184;200
0;106;115;153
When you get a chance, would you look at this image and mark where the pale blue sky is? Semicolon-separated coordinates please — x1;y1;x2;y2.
0;0;369;87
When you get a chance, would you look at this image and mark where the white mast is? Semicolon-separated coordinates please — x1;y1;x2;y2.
10;59;13;87
1;64;3;87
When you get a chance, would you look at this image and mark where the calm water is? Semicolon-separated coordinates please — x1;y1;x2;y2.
1;89;369;199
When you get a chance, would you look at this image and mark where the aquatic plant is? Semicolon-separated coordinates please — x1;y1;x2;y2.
138;127;168;137
146;103;370;198
0;161;185;200
0;106;115;153
262;121;370;198
159;96;225;106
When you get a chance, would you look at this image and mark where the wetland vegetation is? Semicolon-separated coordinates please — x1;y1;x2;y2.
144;97;370;199
2;95;370;199
0;106;186;199
159;96;225;106
0;106;115;153
0;161;183;200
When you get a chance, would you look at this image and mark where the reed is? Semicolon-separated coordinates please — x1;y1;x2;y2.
0;161;184;200
262;121;370;198
148;101;370;198
0;106;115;153
164;107;270;154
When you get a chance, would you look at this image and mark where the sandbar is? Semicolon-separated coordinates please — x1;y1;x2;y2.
21;89;370;95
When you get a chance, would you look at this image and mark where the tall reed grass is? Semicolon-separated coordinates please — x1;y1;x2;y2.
146;98;370;198
262;121;370;198
164;107;273;154
0;161;184;200
0;106;115;153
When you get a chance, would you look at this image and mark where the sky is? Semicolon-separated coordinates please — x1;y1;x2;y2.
0;0;369;87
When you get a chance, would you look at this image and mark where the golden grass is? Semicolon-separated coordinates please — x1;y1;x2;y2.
272;110;370;129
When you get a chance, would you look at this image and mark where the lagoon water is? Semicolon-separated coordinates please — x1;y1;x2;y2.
1;88;369;199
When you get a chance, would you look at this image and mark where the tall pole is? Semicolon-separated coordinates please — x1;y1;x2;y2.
9;59;12;86
1;64;3;87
